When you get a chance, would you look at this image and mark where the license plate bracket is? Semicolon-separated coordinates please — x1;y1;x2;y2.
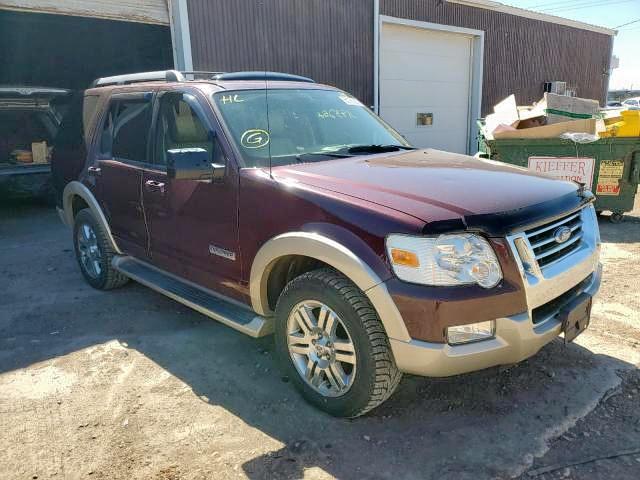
558;293;593;344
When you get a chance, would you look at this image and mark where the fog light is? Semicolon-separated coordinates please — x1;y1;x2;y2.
447;321;495;345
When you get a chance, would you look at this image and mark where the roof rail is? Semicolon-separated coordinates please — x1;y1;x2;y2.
180;71;226;80
90;70;316;88
213;71;315;83
90;70;186;88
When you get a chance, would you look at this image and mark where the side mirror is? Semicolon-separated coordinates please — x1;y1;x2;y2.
166;148;225;181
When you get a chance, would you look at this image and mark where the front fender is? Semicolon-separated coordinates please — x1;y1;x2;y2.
249;231;411;342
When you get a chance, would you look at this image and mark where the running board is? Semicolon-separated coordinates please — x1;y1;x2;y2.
112;256;273;338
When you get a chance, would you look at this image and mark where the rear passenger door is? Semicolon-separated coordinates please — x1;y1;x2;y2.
93;92;152;259
142;90;241;299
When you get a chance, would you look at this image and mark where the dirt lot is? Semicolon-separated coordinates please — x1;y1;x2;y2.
1;199;639;480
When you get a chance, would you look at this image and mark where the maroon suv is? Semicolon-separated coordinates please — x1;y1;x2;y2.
53;70;601;417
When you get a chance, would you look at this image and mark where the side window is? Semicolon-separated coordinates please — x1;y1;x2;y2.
100;97;152;162
154;93;224;167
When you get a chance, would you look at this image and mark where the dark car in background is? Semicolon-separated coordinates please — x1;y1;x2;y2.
0;86;71;200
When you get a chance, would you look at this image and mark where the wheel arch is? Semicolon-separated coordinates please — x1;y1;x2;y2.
62;181;122;254
249;232;411;342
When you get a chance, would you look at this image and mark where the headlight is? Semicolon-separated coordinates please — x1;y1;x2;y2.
386;233;502;288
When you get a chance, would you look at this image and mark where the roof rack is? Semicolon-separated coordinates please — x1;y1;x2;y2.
91;70;185;88
212;72;315;83
90;70;316;88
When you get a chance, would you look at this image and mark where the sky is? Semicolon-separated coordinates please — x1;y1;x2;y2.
499;0;640;90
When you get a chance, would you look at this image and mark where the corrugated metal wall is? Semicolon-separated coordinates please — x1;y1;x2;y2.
381;0;613;114
187;0;613;114
187;0;374;104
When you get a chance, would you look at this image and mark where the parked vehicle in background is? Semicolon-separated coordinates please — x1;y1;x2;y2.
0;86;71;200
53;71;602;417
622;97;640;110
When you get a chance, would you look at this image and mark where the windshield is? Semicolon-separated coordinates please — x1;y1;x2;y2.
213;89;410;168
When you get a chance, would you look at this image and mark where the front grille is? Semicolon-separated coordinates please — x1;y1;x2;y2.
525;209;583;268
531;274;593;324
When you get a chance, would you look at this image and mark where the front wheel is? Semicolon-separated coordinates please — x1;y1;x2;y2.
610;212;624;224
274;268;402;417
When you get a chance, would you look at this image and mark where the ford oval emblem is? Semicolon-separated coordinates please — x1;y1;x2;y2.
553;226;572;244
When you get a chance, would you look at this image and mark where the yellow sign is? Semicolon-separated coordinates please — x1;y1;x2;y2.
596;160;624;196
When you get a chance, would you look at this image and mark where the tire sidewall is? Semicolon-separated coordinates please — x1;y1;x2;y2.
275;273;380;417
73;209;109;289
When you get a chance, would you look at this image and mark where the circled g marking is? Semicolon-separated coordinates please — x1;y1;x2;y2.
241;129;270;149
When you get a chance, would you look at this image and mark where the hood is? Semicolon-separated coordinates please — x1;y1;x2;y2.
272;149;592;235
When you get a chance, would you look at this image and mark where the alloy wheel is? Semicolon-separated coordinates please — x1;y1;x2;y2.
286;300;356;397
76;223;102;279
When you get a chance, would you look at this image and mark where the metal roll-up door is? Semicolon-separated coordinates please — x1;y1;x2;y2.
0;0;169;25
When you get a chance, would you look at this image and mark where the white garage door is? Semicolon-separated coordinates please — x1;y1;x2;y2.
380;22;473;154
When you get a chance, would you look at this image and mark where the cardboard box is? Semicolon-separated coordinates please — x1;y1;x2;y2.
484;94;601;140
484;95;549;138
31;141;48;164
542;93;600;124
493;118;597;140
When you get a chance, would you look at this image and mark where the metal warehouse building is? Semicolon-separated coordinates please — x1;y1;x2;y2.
1;0;615;154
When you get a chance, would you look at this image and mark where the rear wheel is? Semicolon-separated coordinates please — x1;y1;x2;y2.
73;208;128;290
275;268;402;417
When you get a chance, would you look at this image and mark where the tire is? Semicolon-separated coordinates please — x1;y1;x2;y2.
274;268;402;418
610;212;624;224
73;208;129;290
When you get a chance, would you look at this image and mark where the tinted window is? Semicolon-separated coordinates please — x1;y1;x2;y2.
154;93;223;167
100;97;152;161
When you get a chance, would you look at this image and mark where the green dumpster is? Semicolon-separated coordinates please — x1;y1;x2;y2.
477;122;640;222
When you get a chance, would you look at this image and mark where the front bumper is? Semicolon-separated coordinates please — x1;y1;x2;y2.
390;264;601;376
386;205;602;377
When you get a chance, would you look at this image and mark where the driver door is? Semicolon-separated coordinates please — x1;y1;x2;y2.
142;90;242;299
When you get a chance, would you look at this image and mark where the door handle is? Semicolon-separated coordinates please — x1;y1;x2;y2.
145;180;166;194
87;166;101;176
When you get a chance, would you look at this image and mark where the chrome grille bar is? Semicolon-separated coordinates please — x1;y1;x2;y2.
524;209;585;269
535;232;583;260
530;223;581;249
526;212;581;238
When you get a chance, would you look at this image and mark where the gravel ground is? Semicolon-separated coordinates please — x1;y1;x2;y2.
1;199;639;480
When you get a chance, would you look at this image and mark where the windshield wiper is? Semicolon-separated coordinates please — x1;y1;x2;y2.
295;151;353;162
343;144;417;154
293;145;414;163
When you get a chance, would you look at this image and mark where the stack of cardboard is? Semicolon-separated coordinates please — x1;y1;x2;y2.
483;93;601;140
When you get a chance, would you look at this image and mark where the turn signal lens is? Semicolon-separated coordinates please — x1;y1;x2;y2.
390;248;420;268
